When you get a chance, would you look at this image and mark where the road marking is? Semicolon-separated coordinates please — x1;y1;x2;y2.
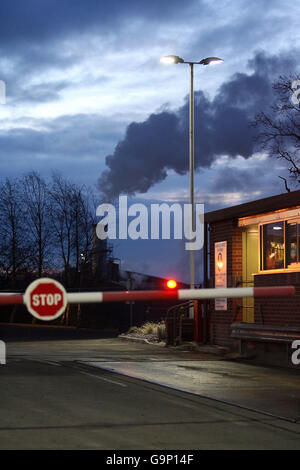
79;370;127;387
33;359;62;367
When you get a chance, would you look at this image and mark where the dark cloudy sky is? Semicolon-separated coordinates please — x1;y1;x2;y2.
0;0;299;282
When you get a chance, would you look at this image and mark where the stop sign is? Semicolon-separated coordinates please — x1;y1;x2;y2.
24;278;67;321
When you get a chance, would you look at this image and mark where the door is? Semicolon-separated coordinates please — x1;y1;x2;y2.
242;225;258;323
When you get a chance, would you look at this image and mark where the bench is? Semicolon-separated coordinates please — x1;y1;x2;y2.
230;322;300;356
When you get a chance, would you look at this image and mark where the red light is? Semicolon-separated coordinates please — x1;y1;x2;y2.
167;279;177;289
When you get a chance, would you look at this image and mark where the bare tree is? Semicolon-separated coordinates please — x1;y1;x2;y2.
70;183;96;285
0;178;31;287
49;173;74;286
254;73;300;188
0;171;98;295
21;171;52;277
49;173;96;287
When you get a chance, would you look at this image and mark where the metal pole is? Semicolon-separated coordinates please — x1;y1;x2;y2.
203;222;208;343
189;63;195;319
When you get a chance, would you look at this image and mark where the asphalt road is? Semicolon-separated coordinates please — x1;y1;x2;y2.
1;324;300;450
2;357;300;450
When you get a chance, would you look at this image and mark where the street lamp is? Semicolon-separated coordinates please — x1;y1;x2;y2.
160;54;223;318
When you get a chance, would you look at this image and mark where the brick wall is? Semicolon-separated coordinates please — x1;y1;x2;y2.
209;220;243;346
254;272;300;326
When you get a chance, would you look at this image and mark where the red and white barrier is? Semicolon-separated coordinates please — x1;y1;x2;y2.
0;285;296;305
0;294;24;305
0;279;296;322
66;285;296;303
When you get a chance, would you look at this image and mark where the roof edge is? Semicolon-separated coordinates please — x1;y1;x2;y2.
204;190;300;223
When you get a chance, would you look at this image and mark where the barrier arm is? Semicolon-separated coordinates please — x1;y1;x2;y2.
0;285;296;306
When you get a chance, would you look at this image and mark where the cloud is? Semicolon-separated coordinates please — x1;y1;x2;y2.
209;158;284;195
11;80;70;104
190;0;294;58
0;113;126;185
97;49;299;198
0;0;199;48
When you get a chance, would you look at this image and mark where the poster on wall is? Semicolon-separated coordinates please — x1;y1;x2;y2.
215;241;227;311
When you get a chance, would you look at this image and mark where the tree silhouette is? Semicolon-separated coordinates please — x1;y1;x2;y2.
254;74;300;189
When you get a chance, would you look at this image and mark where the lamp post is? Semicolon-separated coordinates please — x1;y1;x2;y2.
160;55;223;318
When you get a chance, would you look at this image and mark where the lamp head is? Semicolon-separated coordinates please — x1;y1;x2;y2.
160;55;184;65
199;57;224;66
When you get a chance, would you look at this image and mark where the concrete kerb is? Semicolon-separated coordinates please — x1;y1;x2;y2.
118;333;166;347
118;333;229;355
118;335;300;368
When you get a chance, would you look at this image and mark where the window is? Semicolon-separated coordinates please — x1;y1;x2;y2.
260;219;300;271
286;221;300;266
262;222;284;270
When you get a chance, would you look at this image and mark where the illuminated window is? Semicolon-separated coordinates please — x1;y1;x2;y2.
260;219;300;270
286;221;300;265
262;222;284;270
